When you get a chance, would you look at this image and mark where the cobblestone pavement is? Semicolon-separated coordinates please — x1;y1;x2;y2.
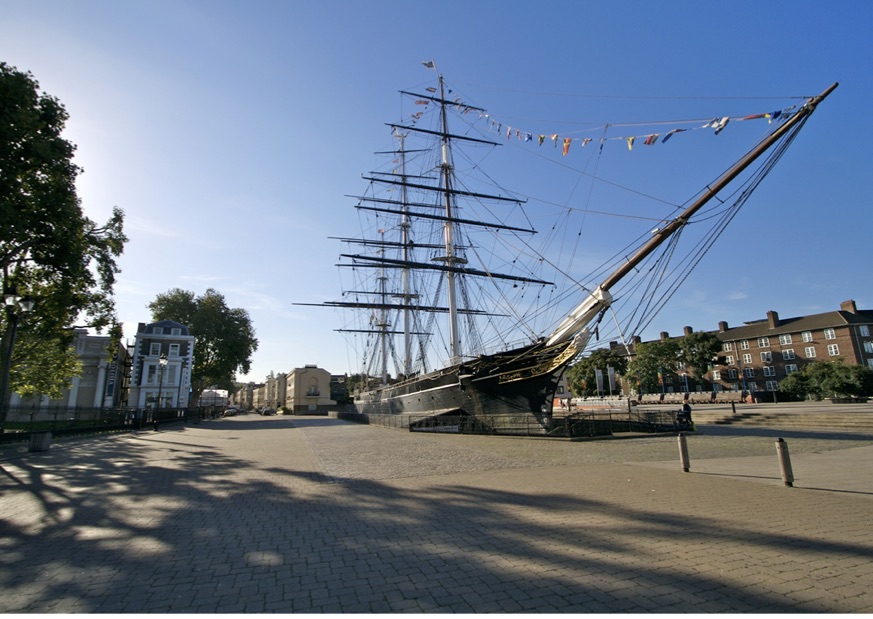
1;415;872;613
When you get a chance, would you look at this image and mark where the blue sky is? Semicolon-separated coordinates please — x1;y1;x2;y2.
2;0;871;383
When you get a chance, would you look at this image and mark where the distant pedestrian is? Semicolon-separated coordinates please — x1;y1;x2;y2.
153;414;159;431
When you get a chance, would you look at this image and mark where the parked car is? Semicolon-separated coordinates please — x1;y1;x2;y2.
260;408;276;416
224;406;239;416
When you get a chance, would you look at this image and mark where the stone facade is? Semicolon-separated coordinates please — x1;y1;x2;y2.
127;320;195;410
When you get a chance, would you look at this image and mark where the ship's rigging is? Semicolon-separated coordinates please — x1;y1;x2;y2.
295;70;836;407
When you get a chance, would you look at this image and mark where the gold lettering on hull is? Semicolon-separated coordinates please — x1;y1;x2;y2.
497;341;578;384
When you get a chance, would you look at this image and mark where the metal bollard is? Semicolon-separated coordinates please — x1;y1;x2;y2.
678;433;690;472
775;438;794;487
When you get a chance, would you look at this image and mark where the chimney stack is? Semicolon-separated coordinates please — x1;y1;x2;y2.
718;321;729;332
841;299;858;314
683;326;693;336
767;310;779;329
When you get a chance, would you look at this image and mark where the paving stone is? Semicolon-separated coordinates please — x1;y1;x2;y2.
1;414;873;612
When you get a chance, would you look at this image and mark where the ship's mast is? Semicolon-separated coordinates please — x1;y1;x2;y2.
546;82;839;348
436;73;463;363
396;131;413;375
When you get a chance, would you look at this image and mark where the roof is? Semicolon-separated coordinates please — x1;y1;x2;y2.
141;319;191;336
717;309;873;341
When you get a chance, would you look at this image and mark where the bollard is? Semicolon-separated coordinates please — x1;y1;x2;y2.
678;433;690;472
775;438;794;487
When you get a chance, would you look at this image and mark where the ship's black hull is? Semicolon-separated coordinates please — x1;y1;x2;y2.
353;339;578;423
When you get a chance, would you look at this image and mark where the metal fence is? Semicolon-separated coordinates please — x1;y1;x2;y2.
337;407;691;438
0;405;191;444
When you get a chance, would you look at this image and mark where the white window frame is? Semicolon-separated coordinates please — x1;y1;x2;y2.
149;343;161;356
171;327;182;335
861;325;870;337
739;340;750;350
725;355;735;366
785;364;799;374
805;346;816;358
169;343;180;357
712;370;721;380
824;328;836;340
723;342;733;352
765;380;779;392
153;327;163;335
743;367;755;378
782;349;795;360
778;334;793;345
742;353;752;365
763;366;776;377
802;331;813;343
828;344;840;356
758;337;770;348
760;351;772;363
864;342;873;354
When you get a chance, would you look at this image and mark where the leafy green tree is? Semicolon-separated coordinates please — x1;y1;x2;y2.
148;289;258;406
780;358;873;400
627;338;680;394
566;347;628;397
1;62;126;420
678;330;722;389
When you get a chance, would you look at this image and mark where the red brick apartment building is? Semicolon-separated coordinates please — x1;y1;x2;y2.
614;299;873;397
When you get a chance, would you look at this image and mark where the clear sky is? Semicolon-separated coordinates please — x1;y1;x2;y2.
2;0;871;383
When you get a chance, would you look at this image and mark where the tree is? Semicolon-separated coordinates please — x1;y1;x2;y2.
678;331;722;389
780;358;873;400
1;63;127;417
566;348;628;397
148;289;258;406
627;338;681;394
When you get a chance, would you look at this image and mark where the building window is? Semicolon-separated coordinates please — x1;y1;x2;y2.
724;355;734;366
723;342;733;352
712;370;721;380
861;325;870;337
828;344;840;356
153;327;163;335
778;334;793;345
739;340;750;350
747;382;758;392
785;364;799;374
765;380;779;392
149;343;161;356
802;331;813;342
171;328;182;335
782;349;795;360
742;353;752;365
169;343;180;356
868;359;873;369
805;346;816;358
864;342;873;354
743;368;755;378
758;337;770;348
824;328;836;340
763;366;776;377
728;368;738;379
760;351;772;363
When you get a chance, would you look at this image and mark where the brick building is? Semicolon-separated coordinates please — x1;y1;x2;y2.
607;299;873;399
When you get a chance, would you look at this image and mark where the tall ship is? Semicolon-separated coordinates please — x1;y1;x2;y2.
299;65;836;427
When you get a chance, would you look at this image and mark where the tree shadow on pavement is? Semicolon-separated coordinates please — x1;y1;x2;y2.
0;425;871;613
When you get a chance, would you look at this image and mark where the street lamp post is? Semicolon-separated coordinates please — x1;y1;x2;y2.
155;353;167;431
0;290;35;435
